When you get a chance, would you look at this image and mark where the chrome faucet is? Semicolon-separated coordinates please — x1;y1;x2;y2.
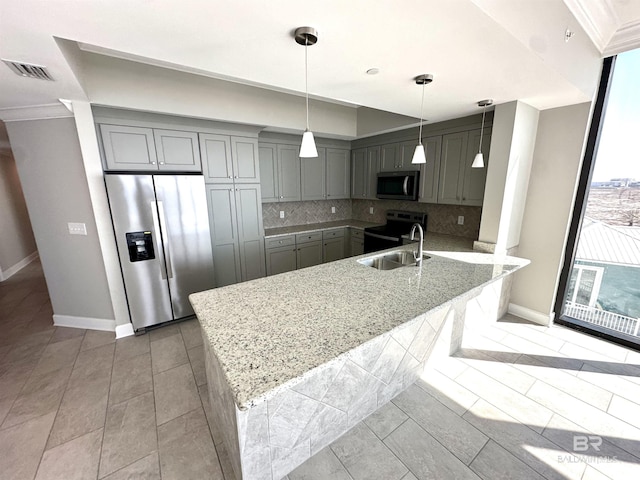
410;223;424;267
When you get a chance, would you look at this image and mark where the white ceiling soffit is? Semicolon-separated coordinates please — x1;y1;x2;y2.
563;0;640;55
0;0;607;126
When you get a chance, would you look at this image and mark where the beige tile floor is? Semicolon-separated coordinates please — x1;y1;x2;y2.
1;261;640;479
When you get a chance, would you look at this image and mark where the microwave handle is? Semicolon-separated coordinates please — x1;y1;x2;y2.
403;176;409;196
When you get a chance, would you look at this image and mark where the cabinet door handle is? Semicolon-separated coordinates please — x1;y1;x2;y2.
151;161;156;165
234;176;238;178
280;195;283;199
159;162;164;165
229;175;232;179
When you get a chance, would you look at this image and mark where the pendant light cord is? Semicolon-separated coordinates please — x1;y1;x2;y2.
418;80;425;145
305;37;309;131
478;105;486;154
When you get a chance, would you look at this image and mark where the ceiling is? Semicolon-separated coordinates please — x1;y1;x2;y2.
0;0;639;136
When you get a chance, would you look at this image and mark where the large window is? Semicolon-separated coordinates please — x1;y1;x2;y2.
558;50;640;347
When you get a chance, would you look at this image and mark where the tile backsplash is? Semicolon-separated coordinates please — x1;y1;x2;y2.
263;198;481;239
351;200;481;239
262;200;352;228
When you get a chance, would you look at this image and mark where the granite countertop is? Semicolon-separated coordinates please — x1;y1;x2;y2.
190;240;528;410
264;219;382;238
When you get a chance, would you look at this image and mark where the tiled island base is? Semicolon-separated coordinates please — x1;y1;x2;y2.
203;276;511;480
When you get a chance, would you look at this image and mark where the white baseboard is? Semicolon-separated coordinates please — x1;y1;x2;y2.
0;251;39;282
115;323;134;339
53;314;116;332
508;303;553;326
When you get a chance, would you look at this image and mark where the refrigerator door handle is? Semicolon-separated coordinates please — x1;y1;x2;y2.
156;200;174;279
150;201;169;280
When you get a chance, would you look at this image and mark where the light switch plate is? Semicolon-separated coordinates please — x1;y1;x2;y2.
68;222;87;235
279;211;285;219
331;207;336;214
369;207;374;214
457;216;464;225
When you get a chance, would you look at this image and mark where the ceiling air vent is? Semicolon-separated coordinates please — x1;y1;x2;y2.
2;60;54;81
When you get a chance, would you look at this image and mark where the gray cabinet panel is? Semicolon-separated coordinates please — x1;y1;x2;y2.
296;241;323;269
380;143;400;171
259;144;278;202
231;137;260;183
367;147;380;200
206;185;241;287
235;185;266;280
462;129;490;206
323;237;345;263
277;145;302;202
201;134;234;183
438;132;468;205
301;149;327;200
350;238;364;257
399;141;422;171
326;148;350;199
154;129;200;172
351;148;367;199
418;135;442;204
100;124;157;171
266;245;297;276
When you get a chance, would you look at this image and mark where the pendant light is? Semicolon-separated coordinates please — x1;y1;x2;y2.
472;99;493;168
411;74;433;164
295;26;318;158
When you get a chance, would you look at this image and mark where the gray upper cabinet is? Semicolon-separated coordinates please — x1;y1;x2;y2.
438;132;469;205
201;134;259;183
231;137;260;183
258;144;278;202
351;148;367;198
352;146;380;199
301;149;327;200
277;144;302;202
437;129;490;206
100;124;158;171
380;143;400;171
154;129;200;172
100;124;203;172
462;128;491;206
418;135;442;204
326;148;350;199
398;141;422;172
200;133;233;183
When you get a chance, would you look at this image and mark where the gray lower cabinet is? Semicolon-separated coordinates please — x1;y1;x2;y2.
265;245;297;276
100;124;201;172
323;228;345;263
206;184;265;287
349;228;364;256
296;232;323;270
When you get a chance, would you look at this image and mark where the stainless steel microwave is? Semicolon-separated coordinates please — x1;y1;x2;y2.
376;171;420;201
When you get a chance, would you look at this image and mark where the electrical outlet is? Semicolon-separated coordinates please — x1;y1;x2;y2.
68;222;87;235
331;206;336;214
369;207;374;214
457;216;464;225
279;211;285;219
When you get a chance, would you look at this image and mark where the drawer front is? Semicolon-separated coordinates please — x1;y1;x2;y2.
351;228;364;239
322;228;345;240
265;235;295;249
296;232;322;244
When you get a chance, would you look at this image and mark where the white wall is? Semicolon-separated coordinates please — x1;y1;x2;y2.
0;148;37;279
510;102;592;322
5;117;115;326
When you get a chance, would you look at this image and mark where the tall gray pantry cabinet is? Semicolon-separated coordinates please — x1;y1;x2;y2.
201;134;266;287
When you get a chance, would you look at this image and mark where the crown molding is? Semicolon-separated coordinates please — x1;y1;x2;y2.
0;103;74;122
604;19;640;56
564;0;619;52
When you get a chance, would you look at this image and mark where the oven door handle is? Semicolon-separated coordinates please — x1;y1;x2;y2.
364;232;399;242
402;176;409;196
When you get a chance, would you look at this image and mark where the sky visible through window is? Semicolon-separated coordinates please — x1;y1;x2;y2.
592;48;640;182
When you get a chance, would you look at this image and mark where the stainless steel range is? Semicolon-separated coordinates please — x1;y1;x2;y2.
363;210;428;253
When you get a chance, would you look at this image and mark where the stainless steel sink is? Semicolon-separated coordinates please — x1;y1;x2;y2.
357;250;431;270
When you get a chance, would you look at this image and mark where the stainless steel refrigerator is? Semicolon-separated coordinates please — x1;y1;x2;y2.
105;174;214;331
